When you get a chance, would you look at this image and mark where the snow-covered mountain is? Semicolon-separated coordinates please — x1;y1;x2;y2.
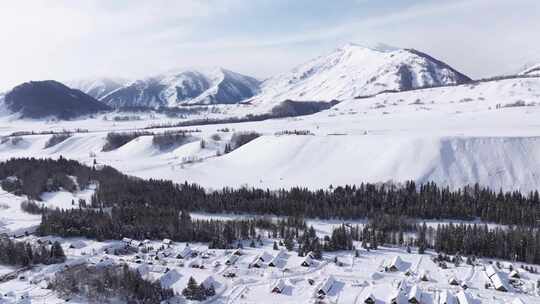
68;78;127;101
1;80;110;119
98;67;261;108
248;43;471;108
520;63;540;76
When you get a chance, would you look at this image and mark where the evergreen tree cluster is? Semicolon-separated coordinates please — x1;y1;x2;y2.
49;263;173;304
430;223;540;264
182;277;215;301
2;158;540;227
102;131;153;152
0;236;65;266
44;133;73;149
151;130;192;151
37;209;307;249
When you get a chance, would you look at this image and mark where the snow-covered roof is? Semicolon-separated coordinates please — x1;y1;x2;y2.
250;257;263;267
177;246;193;258
386;256;406;271
188;258;201;267
318;276;335;294
448;276;459;284
485;265;498;278
388;288;401;302
455;291;471;304
269;249;285;265
490;272;509;291
122;237;132;243
159;269;182;288
438;290;455;304
359;287;375;303
201;275;218;289
271;279;286;292
408;285;421;302
226;254;239;264
509;269;520;278
302;255;313;266
259;251;274;262
162;238;172;244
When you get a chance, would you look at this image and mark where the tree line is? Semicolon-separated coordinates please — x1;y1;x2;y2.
2;158;540;227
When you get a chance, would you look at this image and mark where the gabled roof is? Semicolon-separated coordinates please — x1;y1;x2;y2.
408;285;421;301
485;265;498;278
359;287;375;303
456;291;471;304
159;269;182;288
201;275;218;289
491;272;509;291
448;276;459;285
318;276;335;294
302;255;313;266
178;246;193;258
387;256;404;271
269;249;285;266
271;279;286;292
439;290;455;304
509;270;520;278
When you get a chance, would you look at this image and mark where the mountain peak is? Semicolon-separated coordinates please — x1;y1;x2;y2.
520;63;540;76
339;42;401;53
251;43;471;106
2;80;110;119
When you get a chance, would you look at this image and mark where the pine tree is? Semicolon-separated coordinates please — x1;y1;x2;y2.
50;241;66;263
182;277;205;301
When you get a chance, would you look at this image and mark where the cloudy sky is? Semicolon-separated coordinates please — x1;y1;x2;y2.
0;0;539;90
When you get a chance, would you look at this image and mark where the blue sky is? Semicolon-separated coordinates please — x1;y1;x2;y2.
0;0;539;90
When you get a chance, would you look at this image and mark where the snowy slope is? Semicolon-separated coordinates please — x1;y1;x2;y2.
248;43;471;110
1;77;540;191
100;67;261;108
68;77;127;100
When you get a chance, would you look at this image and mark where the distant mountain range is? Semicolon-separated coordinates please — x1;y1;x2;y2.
1;43;538;119
72;68;261;108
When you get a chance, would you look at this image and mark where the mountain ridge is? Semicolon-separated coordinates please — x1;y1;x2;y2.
76;67;262;108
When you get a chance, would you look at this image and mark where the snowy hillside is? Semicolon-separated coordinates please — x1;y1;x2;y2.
248;43;471;109
99;67;261;108
68;77;127;100
1;77;540;192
